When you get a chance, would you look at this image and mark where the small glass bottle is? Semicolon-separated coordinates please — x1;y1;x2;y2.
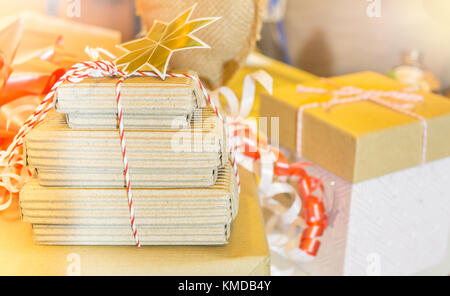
389;49;440;93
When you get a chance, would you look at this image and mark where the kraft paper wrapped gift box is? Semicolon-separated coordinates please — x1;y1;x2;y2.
1;168;270;275
260;71;450;183
297;156;450;276
55;72;206;130
19;163;239;246
24;109;227;188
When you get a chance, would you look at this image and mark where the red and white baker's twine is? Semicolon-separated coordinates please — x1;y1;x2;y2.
0;60;240;247
296;85;427;163
115;76;140;246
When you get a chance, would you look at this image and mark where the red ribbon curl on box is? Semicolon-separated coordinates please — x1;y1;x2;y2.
212;71;328;259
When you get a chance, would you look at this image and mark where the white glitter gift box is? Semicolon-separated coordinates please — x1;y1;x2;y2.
299;157;450;276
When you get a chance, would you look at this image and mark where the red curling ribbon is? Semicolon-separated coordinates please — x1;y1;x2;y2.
231;120;328;257
231;123;265;159
214;70;329;259
276;160;328;257
299;193;327;256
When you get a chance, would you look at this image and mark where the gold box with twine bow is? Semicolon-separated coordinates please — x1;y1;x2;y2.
260;71;450;183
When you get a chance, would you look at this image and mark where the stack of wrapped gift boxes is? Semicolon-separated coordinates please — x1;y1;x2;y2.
20;73;239;246
0;12;270;275
261;71;450;276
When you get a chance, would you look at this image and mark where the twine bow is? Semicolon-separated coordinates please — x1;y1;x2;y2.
296;81;427;163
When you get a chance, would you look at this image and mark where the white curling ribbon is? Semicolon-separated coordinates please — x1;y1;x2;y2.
257;148;303;233
259;151;308;262
263;181;302;232
258;153;317;265
0;151;31;211
214;70;276;196
211;70;273;120
240;70;273;118
211;87;240;118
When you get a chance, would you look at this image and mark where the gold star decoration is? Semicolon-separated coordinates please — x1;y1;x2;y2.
115;4;219;79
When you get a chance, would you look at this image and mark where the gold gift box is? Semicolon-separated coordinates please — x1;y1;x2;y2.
0;168;270;276
261;71;450;183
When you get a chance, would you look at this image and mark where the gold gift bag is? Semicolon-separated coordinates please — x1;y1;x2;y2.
136;0;267;89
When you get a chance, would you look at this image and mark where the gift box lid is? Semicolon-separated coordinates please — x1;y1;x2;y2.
261;71;450;183
55;71;205;117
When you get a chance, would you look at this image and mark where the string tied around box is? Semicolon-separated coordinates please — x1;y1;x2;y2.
211;71;328;263
0;60;240;248
296;80;427;163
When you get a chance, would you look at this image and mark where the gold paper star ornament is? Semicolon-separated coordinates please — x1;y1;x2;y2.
115;4;219;78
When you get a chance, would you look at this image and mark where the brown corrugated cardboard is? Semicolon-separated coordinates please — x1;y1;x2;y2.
25;108;227;187
66;113;191;130
55;72;205;118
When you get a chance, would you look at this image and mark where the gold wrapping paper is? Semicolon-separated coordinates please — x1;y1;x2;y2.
1;168;270;275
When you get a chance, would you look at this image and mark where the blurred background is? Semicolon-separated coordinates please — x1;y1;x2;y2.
0;0;449;93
